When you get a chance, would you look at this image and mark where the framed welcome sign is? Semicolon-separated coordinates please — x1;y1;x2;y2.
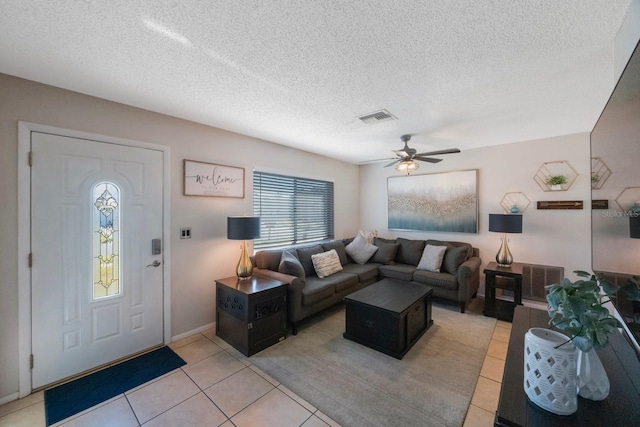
183;160;245;198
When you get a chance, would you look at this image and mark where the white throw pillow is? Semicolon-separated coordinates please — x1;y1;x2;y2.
345;233;379;264
311;249;343;278
357;229;378;244
417;244;447;272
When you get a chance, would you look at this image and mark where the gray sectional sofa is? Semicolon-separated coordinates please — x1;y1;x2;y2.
252;236;481;334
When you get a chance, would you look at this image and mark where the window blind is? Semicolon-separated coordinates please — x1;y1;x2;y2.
253;171;334;249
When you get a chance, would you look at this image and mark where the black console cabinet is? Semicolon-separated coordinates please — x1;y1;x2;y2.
215;274;287;356
496;306;640;426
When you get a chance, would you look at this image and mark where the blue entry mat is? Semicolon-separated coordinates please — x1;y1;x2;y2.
44;346;186;425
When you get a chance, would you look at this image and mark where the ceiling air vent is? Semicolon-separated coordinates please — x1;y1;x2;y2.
357;109;397;124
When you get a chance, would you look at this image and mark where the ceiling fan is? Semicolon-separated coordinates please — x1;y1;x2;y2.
366;135;460;173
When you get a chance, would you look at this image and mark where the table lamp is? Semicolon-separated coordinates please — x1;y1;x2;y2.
489;214;523;267
227;215;261;279
631;215;640;238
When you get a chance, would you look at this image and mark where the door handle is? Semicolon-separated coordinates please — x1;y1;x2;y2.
146;260;161;268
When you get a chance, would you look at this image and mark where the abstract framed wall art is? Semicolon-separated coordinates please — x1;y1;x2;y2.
183;160;245;197
388;169;478;233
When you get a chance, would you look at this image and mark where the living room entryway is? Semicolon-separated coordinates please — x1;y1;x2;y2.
29;130;166;389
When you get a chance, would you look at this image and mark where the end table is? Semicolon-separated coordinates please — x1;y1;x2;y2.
483;261;523;322
215;274;287;356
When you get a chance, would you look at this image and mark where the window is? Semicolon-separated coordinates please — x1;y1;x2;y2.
253;171;334;249
92;181;122;299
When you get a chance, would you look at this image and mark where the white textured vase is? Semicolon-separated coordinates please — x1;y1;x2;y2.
523;328;578;415
577;348;610;400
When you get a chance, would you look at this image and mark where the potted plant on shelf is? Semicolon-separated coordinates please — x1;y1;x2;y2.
545;175;568;190
545;271;621;400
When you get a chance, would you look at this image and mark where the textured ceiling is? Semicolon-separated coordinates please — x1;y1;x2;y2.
0;1;632;164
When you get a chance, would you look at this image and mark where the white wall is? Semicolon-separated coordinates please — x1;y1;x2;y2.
614;0;640;81
359;133;593;293
0;73;360;401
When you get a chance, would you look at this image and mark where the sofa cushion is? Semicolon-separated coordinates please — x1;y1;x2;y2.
311;249;343;278
296;245;325;276
307;271;360;293
427;240;473;259
278;250;306;280
378;263;416;282
255;250;283;271
413;270;459;291
322;241;349;265
341;263;380;283
301;279;336;306
345;233;378;264
396;238;426;266
371;238;399;265
417;244;447;272
441;245;469;275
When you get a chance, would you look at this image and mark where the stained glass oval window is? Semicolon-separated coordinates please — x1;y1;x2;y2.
92;182;121;299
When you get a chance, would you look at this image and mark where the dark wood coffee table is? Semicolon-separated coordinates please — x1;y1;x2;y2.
343;278;433;359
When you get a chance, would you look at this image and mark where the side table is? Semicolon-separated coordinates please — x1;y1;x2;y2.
215;274;287;356
483;261;523;322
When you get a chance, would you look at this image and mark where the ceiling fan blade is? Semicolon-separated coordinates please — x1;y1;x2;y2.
415;148;461;156
392;149;409;157
384;159;402;168
359;157;397;164
414;156;443;163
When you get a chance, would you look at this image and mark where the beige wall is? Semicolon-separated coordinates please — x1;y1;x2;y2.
359;133;593;293
0;73;360;400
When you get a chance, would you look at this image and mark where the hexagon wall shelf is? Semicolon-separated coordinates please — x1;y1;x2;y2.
614;187;640;212
534;161;579;192
500;192;531;213
591;157;611;189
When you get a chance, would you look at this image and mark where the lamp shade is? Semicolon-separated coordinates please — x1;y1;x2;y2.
631;216;640;239
489;214;522;234
227;216;261;240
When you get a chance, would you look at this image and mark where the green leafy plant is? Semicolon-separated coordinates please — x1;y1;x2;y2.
545;270;621;352
545;175;568;186
621;276;640;335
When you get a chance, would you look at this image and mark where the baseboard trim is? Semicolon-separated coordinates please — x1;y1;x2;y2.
0;391;20;406
171;322;216;342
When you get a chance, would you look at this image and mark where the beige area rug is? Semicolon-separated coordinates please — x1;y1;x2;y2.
250;298;496;427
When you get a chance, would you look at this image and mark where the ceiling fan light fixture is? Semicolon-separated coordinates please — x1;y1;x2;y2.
395;160;419;174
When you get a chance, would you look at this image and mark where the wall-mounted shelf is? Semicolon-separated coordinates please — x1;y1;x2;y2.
591;157;611;189
614;187;640;212
500;192;531;213
534;161;579;192
537;200;584;210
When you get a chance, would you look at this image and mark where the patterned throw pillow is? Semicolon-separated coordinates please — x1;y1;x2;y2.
345;233;379;264
311;249;343;278
417;244;448;272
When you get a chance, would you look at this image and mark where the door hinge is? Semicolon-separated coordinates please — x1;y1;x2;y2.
30;354;34;370
28;253;32;268
28;151;33;167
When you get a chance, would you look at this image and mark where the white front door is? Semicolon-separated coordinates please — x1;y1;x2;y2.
30;131;165;388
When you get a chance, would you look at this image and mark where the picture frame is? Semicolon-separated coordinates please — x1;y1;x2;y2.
183;160;245;198
388;169;478;233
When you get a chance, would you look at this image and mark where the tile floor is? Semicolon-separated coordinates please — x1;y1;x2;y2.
0;313;511;427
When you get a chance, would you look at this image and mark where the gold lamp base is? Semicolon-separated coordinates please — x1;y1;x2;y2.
236;240;253;279
496;233;513;267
